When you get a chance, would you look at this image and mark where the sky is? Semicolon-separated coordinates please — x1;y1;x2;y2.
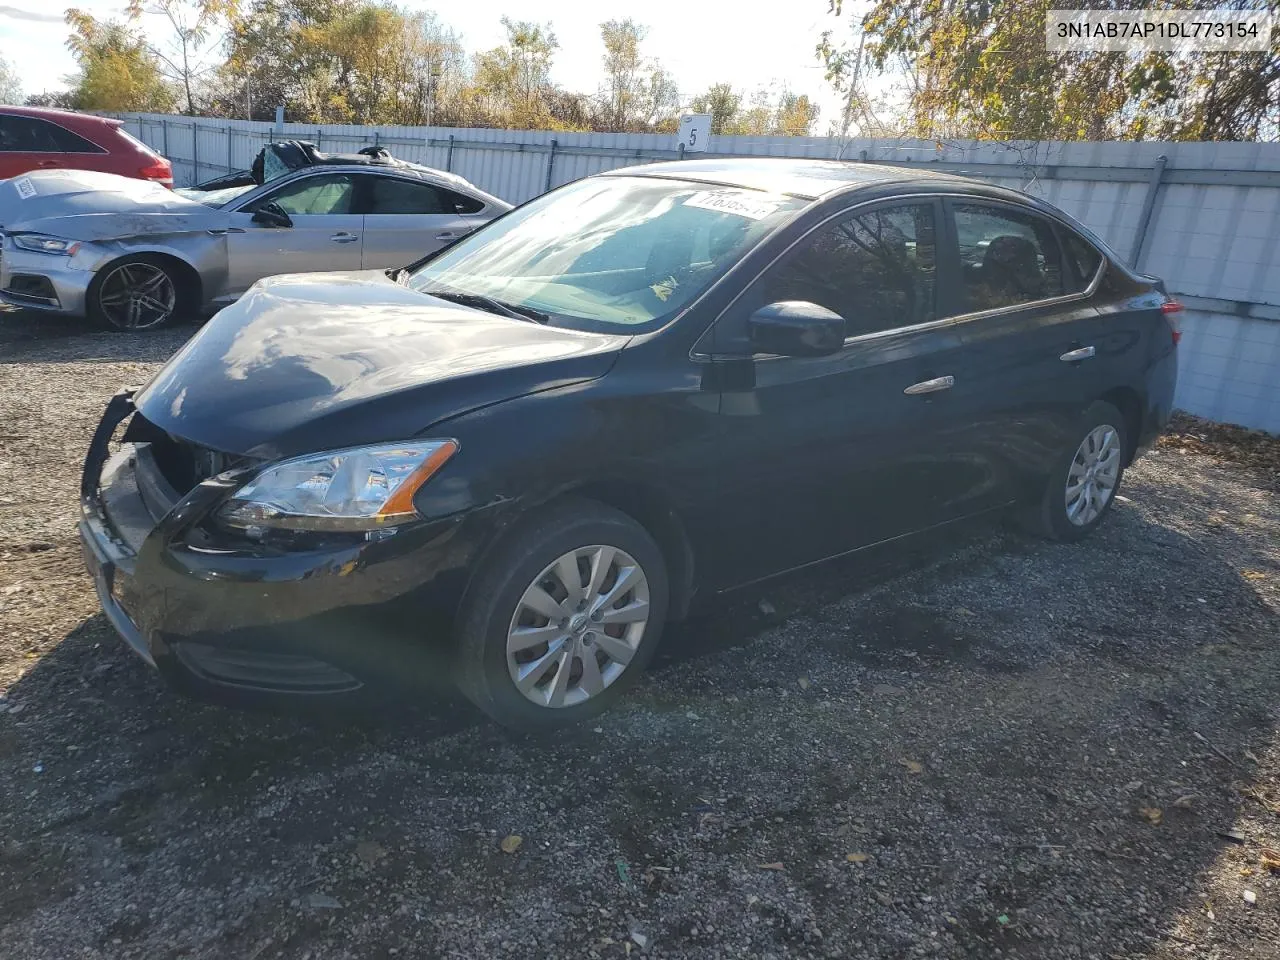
0;0;852;129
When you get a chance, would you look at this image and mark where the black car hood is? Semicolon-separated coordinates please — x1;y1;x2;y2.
134;271;629;459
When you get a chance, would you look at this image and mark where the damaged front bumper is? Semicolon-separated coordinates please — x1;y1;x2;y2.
0;238;95;315
78;393;493;703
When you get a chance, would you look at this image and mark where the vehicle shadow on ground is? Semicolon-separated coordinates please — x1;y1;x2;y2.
0;307;201;355
2;490;1275;956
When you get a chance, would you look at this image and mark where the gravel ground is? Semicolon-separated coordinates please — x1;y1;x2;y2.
1;304;1278;959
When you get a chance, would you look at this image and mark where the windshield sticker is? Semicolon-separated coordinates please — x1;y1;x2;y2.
683;190;782;221
14;177;36;200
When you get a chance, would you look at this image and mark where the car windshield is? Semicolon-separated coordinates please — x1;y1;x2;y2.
176;184;255;207
407;176;806;332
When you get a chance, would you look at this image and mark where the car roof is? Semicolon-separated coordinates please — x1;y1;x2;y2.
607;157;970;200
0;105;117;127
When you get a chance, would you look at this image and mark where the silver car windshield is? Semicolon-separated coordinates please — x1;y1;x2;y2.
176;184;255;208
407;176;806;331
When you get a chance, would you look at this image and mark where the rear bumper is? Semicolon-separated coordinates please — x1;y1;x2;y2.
78;393;498;703
1133;345;1178;461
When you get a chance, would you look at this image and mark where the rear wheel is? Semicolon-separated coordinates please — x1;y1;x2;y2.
1022;400;1127;541
454;500;668;730
88;256;183;331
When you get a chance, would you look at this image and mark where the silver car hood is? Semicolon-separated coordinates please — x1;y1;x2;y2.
0;169;218;239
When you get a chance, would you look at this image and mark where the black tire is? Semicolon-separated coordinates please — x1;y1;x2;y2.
454;499;669;730
87;255;189;332
1021;400;1128;541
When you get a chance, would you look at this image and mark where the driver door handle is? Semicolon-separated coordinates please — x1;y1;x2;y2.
434;231;465;241
330;232;360;243
1060;345;1096;362
904;375;955;396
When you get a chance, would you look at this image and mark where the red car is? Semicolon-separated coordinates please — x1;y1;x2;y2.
0;106;172;186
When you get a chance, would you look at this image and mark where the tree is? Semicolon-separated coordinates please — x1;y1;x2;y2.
128;0;238;115
25;91;79;109
595;20;680;132
644;66;681;131
597;19;645;131
774;91;820;136
65;11;176;112
818;0;1280;141
219;0;350;121
0;56;21;106
473;18;559;127
690;83;742;135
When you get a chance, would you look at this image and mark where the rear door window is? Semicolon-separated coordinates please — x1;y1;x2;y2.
951;202;1065;311
365;176;478;215
0;115;61;152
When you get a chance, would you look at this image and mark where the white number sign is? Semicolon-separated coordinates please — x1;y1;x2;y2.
677;114;712;154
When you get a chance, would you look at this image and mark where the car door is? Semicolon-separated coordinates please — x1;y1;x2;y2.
939;199;1120;502
0;113;64;179
704;198;978;587
222;172;365;297
358;174;483;269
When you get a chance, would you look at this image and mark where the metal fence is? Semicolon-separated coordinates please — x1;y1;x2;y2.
116;113;1280;433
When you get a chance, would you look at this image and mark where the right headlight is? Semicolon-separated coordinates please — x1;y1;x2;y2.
216;440;458;533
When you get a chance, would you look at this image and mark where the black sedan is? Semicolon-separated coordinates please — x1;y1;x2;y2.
79;158;1179;728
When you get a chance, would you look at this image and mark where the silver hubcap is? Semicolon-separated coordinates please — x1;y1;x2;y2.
99;263;176;329
506;545;650;709
1065;424;1121;526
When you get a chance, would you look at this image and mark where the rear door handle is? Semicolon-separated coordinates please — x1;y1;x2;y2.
904;375;955;396
330;232;360;243
206;227;246;236
37;160;60;167
434;231;465;241
1060;345;1096;362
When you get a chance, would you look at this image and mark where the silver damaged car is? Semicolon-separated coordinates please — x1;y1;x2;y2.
0;148;509;330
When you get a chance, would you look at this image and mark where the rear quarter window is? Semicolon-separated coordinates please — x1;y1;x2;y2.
1060;230;1104;291
48;122;107;154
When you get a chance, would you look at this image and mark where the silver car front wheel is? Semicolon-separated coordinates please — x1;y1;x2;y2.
95;261;178;331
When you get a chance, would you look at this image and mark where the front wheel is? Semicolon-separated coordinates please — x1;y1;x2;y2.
88;257;182;331
1022;401;1128;541
454;500;669;730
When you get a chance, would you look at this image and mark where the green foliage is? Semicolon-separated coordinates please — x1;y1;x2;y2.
691;83;820;136
54;3;823;135
820;0;1280;141
473;18;559;127
64;11;177;112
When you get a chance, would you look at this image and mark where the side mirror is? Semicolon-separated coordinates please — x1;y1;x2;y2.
748;301;845;357
251;202;293;228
